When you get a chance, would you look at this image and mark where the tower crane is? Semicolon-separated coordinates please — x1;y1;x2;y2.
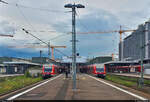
7;44;66;60
74;25;136;61
75;26;136;43
50;46;66;60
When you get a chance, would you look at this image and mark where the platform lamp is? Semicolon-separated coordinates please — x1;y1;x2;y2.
64;3;85;90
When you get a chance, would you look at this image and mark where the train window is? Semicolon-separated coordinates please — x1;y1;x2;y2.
96;68;104;72
44;67;52;72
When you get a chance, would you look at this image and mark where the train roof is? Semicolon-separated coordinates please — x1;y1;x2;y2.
104;61;138;64
43;64;55;66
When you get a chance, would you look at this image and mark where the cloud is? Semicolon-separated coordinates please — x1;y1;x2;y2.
0;20;16;34
0;0;150;59
74;9;119;57
76;9;119;31
84;0;150;28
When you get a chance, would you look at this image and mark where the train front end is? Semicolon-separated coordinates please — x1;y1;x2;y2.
42;64;53;79
93;64;106;78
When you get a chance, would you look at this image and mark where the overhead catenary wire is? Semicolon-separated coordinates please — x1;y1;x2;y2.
15;3;40;36
2;1;69;57
17;4;65;13
16;3;48;45
22;28;69;57
47;33;70;42
76;9;89;31
22;28;48;45
0;0;8;4
54;48;69;57
2;1;65;13
76;8;120;56
15;4;45;44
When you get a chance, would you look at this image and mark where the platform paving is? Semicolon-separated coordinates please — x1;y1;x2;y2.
6;74;148;100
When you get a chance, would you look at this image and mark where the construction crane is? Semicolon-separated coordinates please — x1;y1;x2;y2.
50;46;66;60
0;34;13;37
8;45;66;60
74;25;136;61
75;26;136;43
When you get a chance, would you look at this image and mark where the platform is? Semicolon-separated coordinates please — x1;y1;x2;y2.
4;74;149;100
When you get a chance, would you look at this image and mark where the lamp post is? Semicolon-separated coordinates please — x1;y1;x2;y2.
138;22;150;88
139;40;150;88
139;44;144;88
64;3;85;90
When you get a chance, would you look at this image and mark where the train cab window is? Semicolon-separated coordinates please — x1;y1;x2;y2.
96;68;104;72
44;67;52;72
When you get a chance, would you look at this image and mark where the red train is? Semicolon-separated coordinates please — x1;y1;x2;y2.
80;61;142;78
80;63;106;78
105;61;141;73
42;64;63;79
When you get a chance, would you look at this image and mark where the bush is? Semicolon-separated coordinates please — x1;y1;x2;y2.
25;70;31;78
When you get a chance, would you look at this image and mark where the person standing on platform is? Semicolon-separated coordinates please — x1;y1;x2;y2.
65;69;68;78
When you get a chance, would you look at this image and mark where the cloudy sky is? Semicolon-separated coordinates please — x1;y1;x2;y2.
0;0;150;59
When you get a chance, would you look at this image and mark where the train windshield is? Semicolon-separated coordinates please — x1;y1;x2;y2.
96;68;104;72
44;67;52;72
